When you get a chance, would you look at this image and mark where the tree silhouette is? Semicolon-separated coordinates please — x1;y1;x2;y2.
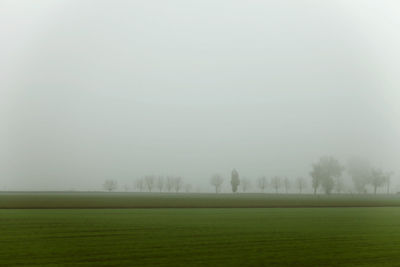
283;177;292;194
156;176;164;192
256;176;268;193
270;176;281;194
210;174;224;193
134;177;144;192
144;175;155;192
295;176;307;194
240;177;251;193
310;156;345;195
103;180;117;192
230;169;240;193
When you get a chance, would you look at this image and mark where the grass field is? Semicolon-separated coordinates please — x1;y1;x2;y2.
2;208;400;266
1;192;400;208
2;193;400;266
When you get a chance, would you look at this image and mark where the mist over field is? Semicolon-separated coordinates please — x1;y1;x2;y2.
1;1;400;192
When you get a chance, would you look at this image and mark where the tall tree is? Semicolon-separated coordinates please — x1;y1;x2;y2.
270;176;281;194
210;174;224;193
103;179;117;192
256;176;268;193
230;169;240;193
240;177;251;193
347;158;371;194
283;177;292;194
295;176;307;194
144;175;155;192
310;156;345;195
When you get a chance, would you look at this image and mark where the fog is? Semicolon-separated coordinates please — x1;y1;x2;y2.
1;1;400;192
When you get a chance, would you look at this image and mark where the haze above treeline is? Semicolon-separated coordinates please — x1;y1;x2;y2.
1;1;399;192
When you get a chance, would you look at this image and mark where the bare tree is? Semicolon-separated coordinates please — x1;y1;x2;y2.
156;176;164;192
165;176;176;193
184;184;192;193
240;177;251;193
210;173;224;193
103;179;117;192
123;184;130;192
283;177;292;194
295;176;307;194
174;177;184;193
270;176;281;193
144;175;155;192
334;177;346;194
256;176;268;193
134;177;145;192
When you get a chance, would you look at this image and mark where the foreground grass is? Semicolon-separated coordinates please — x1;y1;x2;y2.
1;192;400;208
1;208;400;266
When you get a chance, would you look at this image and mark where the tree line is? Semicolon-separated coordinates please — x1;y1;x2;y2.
309;156;393;195
102;156;394;194
224;170;308;194
103;176;195;193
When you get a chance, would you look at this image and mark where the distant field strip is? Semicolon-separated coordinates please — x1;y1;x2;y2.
1;193;400;208
1;208;400;266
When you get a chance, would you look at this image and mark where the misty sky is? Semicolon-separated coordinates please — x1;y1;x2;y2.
1;1;400;192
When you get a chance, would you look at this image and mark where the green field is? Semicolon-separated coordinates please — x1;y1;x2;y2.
2;193;400;266
1;192;400;208
2;208;400;266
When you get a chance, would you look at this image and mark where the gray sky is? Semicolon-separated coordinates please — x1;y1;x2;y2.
1;1;400;192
